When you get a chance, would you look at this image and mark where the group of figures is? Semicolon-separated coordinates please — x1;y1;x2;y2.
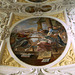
10;17;67;66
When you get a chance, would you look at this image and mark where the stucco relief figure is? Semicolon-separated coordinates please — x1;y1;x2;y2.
10;17;67;66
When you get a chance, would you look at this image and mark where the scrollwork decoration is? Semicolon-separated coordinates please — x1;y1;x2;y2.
0;12;10;40
0;25;10;40
66;8;75;54
10;68;72;75
0;0;75;16
0;0;75;75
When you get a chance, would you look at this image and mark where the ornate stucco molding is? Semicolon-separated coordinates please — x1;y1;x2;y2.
0;65;74;75
0;12;11;40
66;8;75;53
10;69;72;75
0;0;75;40
0;0;75;16
0;0;75;75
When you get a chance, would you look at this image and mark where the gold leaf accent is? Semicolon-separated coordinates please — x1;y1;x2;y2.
17;0;28;3
11;12;65;28
10;14;30;27
2;12;73;67
53;44;75;67
51;12;66;23
1;44;25;68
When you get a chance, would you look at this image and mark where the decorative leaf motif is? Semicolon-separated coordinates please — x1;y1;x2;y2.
10;68;72;75
1;44;24;67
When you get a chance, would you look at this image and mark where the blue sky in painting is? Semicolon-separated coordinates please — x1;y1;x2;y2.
12;18;39;32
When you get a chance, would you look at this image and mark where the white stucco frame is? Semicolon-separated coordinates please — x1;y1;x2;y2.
0;0;75;74
6;16;71;68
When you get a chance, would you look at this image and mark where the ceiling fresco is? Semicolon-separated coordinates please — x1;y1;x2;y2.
10;17;67;66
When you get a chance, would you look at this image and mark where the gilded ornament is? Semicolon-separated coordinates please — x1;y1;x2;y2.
51;12;66;23
53;44;75;67
1;44;25;68
1;12;74;67
10;14;31;27
17;0;29;3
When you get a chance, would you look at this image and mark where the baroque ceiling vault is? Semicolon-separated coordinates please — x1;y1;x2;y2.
0;0;75;75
